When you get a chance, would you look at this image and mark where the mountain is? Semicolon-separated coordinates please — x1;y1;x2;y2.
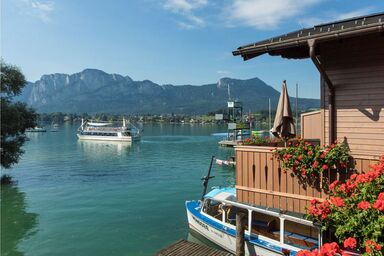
17;69;319;114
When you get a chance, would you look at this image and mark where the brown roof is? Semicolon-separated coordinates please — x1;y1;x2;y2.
233;12;384;60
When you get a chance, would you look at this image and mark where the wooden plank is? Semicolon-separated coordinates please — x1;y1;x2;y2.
299;173;307;213
323;116;384;123
280;161;287;212
266;153;274;208
236;151;243;202
286;167;294;212
235;186;322;201
330;127;384;133
325;122;384;128
354;158;362;172
273;156;280;209
327;67;384;77
248;152;254;205
362;159;371;173
242;151;249;203
156;240;233;256
254;152;261;206
293;173;301;213
260;152;267;207
331;77;384;85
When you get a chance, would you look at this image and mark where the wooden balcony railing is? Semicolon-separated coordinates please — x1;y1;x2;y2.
235;145;374;215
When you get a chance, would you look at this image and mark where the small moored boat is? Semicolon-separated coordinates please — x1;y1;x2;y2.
186;188;321;256
77;118;141;142
26;126;47;132
186;157;321;256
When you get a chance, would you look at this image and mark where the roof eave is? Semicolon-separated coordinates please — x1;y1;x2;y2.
233;23;384;61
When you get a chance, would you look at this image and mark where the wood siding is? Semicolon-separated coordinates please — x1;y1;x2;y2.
301;111;322;139
320;33;384;160
235;146;376;214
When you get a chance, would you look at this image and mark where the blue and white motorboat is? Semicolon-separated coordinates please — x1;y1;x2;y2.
186;187;321;256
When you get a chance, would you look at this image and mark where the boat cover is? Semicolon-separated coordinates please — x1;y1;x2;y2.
204;187;236;201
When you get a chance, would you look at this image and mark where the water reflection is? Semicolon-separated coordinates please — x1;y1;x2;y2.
1;183;38;256
77;140;132;158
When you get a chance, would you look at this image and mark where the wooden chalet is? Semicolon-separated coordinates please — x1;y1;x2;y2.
232;13;384;214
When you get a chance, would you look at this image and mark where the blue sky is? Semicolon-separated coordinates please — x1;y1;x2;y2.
2;0;383;98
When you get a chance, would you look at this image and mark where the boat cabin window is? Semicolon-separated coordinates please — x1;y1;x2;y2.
250;212;280;241
283;220;319;250
202;199;222;221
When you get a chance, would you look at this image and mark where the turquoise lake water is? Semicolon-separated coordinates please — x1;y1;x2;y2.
1;124;236;256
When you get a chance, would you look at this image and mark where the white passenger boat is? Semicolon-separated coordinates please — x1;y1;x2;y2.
77;118;141;142
186;187;321;256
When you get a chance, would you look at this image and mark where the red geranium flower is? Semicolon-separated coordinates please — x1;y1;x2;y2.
378;192;384;201
365;240;382;253
320;242;341;256
357;201;370;210
322;164;329;170
297;250;314;256
329;180;339;191
310;199;319;205
373;199;384;211
330;197;344;207
343;237;357;249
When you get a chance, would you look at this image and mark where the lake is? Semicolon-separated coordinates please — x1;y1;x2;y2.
1;123;236;256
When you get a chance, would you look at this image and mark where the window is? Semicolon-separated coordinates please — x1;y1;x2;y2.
284;220;319;250
250;212;280;241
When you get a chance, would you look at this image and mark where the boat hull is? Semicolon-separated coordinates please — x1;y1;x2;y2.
186;200;285;256
77;134;133;142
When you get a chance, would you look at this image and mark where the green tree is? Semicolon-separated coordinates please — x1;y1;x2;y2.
1;61;37;171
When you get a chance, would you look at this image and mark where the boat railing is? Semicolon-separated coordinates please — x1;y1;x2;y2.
201;197;321;251
208;197;316;228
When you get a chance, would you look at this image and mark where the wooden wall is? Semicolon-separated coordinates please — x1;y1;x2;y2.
235;146;376;214
320;33;384;160
301;111;322;140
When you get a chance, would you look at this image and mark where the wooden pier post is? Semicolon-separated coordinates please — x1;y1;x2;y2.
236;212;246;256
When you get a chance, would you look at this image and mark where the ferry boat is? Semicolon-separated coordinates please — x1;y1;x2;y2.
77;118;140;142
186;187;321;256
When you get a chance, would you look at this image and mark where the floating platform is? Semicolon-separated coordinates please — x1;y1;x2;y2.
156;239;233;256
218;140;241;147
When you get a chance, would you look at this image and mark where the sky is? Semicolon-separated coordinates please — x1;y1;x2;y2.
1;0;383;99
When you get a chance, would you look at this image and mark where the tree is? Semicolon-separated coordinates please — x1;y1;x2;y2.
1;60;37;171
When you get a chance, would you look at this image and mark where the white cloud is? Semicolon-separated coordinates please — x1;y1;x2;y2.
16;0;54;22
299;7;375;27
336;8;374;20
163;0;208;29
225;0;319;30
164;0;207;12
217;70;231;75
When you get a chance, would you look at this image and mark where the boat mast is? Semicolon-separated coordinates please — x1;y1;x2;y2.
201;156;215;200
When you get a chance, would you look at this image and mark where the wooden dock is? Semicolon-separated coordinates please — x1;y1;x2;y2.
156;240;233;256
218;140;240;147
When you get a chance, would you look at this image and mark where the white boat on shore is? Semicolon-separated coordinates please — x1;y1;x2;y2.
26;126;47;132
77;118;141;142
186;187;321;256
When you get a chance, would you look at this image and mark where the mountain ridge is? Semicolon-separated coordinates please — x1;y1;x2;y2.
17;69;320;114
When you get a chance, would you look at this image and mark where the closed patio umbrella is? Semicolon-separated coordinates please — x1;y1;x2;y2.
271;80;296;141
